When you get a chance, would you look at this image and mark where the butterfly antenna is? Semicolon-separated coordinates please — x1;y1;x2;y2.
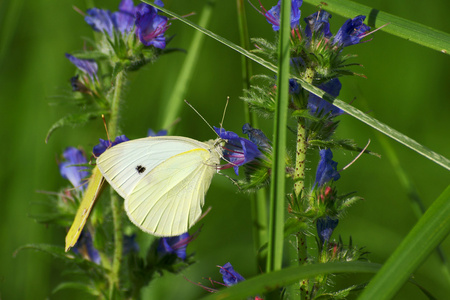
101;114;112;142
184;100;220;138
339;139;371;172
220;97;230;130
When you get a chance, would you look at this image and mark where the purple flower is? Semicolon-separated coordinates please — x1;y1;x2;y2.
333;15;370;47
147;128;167;137
242;123;271;150
304;10;332;39
111;0;137;33
316;216;339;243
314;149;340;187
289;78;301;94
157;232;192;260
85;8;115;37
59;147;90;191
93;135;129;157
72;231;101;264
264;0;302;31
307;78;343;117
135;3;169;49
65;53;98;81
219;262;245;286
214;127;261;176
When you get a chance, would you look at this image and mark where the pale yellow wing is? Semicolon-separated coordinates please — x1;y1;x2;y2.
125;147;219;236
65;166;105;251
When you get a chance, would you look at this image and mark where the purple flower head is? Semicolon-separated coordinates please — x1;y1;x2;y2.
135;3;169;49
59;147;90;191
147;128;168;137
333;15;370;47
72;231;101;264
219;262;245;286
316;216;339;243
264;0;303;31
157;232;192;260
65;53;98;81
304;10;332;39
93;135;129;157
85;8;115;37
314;148;340;188
214;127;261;176
289;78;301;95
307;78;343;117
111;0;137;33
242;123;271;150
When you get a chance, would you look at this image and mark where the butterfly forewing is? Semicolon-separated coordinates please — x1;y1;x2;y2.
97;137;208;198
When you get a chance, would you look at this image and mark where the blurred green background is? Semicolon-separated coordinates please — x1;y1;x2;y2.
0;0;449;299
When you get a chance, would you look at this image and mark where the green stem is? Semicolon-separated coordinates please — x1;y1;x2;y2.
266;0;291;274
295;67;314;300
107;70;125;297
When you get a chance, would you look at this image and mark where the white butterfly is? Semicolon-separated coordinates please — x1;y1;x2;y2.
97;136;223;237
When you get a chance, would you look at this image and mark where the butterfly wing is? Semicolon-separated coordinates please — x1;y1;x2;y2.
125;147;218;236
97;137;206;198
97;136;220;236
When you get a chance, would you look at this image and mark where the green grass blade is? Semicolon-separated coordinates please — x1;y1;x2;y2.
304;0;450;54
200;262;381;300
266;0;291;274
358;184;450;300
145;2;450;171
159;0;216;132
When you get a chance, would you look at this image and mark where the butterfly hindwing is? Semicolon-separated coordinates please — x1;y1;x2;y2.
125;147;216;236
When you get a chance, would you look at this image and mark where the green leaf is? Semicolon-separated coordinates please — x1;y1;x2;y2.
144;2;450;170
304;0;450;54
52;282;100;296
45;110;109;143
358;185;450;300
68;51;109;60
200;261;380;300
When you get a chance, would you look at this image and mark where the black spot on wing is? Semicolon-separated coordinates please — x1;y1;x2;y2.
136;165;146;174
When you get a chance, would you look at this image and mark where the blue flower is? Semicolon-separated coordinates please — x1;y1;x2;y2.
111;0;137;33
307;78;343;117
314;148;340;187
304;10;332;39
65;53;98;81
214;127;261;176
85;8;115;37
316;216;339;243
147;128;167;137
135;2;169;49
333;15;370;47
242;123;271;150
157;232;192;260
219;262;245;286
59;147;90;191
72;231;101;264
289;78;301;94
264;0;303;31
93;135;129;157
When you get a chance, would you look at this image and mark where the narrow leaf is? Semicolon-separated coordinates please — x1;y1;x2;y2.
358;185;450;300
200;262;381;300
304;0;450;54
144;2;450;170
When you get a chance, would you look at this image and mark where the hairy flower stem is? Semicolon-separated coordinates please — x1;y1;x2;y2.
295;67;315;300
107;70;125;297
